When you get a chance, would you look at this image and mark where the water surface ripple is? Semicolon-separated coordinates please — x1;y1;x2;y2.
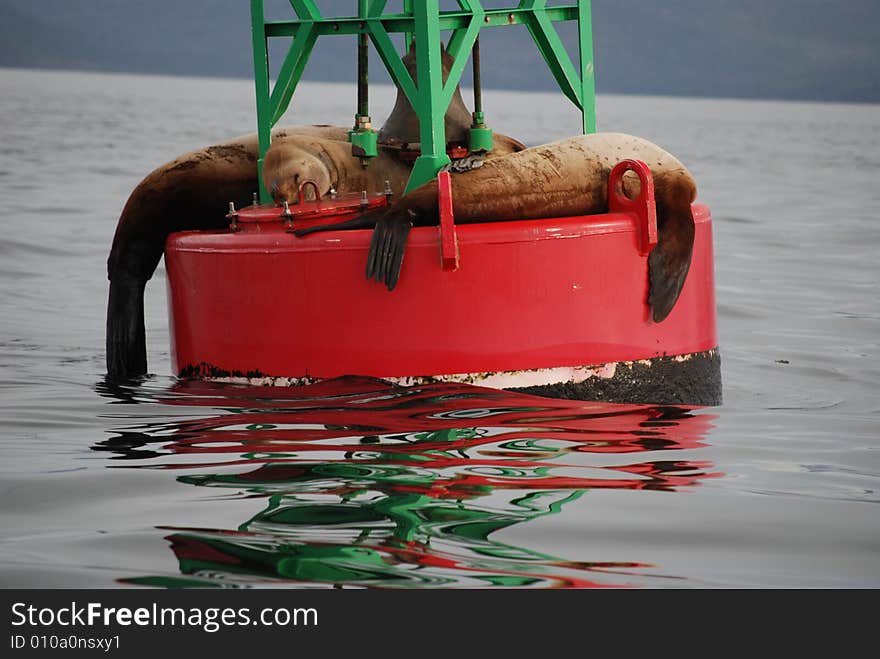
0;69;877;588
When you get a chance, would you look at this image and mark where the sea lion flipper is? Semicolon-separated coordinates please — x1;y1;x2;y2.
366;210;413;290
647;197;695;322
366;229;381;281
368;217;389;282
376;217;395;284
106;273;147;379
386;217;413;291
648;245;692;322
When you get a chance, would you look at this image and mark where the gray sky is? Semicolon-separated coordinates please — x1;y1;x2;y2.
1;1;877;103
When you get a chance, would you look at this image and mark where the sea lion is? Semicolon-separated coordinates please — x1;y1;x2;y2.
106;129;262;378
261;42;524;205
106;46;524;378
262;132;525;206
360;133;697;322
378;42;474;147
262;135;410;206
106;129;410;378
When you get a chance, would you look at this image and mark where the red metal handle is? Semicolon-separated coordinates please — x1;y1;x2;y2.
297;179;322;204
437;171;459;271
608;159;657;256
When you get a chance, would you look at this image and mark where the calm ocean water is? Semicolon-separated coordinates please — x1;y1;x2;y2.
0;68;877;588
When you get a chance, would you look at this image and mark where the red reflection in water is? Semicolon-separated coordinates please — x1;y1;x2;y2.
101;378;719;589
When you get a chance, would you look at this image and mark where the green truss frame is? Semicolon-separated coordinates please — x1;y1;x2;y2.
251;0;596;200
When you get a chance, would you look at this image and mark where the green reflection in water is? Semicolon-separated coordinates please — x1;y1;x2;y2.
110;382;715;588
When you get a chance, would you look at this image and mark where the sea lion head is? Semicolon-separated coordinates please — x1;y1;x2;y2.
378;41;474;146
262;140;335;205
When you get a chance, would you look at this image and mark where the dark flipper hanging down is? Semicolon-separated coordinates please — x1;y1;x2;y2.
105;136;259;379
647;175;696;322
106;273;147;379
647;220;694;322
293;200;423;291
365;209;417;290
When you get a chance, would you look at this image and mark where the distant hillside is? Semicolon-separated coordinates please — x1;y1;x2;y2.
1;0;877;103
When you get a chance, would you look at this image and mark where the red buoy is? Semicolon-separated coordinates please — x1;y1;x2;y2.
165;163;720;405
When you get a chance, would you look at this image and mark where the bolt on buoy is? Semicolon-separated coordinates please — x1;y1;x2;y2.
226;202;240;232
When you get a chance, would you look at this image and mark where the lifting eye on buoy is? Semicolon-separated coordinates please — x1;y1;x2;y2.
297;179;322;205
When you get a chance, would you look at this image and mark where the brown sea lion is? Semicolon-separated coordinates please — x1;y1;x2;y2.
106;130;259;378
262;132;525;206
262;42;524;205
378;42;474;147
106;47;524;378
360;133;697;323
262;135;410;205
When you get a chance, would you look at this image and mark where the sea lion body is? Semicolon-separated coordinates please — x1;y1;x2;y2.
365;133;697;322
106;130;263;377
107;125;354;281
262;137;411;205
261;41;524;204
262;132;525;205
378;42;474;147
451;133;693;223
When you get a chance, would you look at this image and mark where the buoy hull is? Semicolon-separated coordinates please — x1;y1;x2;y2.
165;203;719;404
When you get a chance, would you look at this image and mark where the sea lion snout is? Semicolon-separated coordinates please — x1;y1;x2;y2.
262;142;334;205
271;172;330;205
270;174;303;205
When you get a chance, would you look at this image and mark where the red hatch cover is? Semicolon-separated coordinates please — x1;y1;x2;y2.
237;180;389;230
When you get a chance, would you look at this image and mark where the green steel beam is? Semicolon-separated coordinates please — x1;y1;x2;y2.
268;24;318;125
366;19;418;106
522;1;580;107
263;7;580;37
402;0;413;48
251;0;272;202
440;1;485;114
407;0;450;193
251;1;596;200
288;0;321;20
578;0;597;132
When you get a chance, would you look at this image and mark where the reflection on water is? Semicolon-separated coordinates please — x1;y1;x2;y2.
94;377;718;588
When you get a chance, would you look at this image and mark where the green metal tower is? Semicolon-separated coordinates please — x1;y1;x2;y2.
251;0;596;202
